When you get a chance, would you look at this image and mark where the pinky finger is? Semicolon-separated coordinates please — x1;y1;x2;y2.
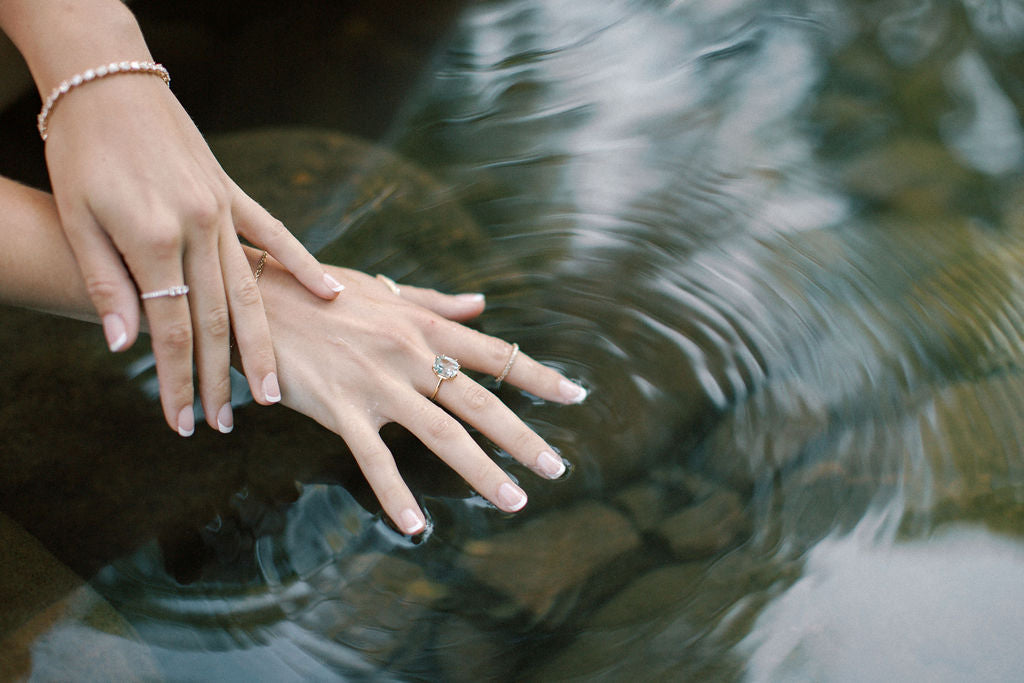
343;422;427;535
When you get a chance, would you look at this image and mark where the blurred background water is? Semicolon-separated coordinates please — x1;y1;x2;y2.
2;0;1024;680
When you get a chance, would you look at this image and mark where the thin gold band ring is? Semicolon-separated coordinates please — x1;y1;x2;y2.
495;342;519;384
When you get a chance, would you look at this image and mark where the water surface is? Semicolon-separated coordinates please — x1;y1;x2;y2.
3;0;1024;680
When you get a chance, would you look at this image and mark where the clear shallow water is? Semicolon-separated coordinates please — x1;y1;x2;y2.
3;0;1024;680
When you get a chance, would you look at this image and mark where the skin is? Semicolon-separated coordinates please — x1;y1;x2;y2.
0;0;342;437
0;176;588;534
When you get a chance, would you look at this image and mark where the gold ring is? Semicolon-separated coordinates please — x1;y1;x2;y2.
376;273;401;296
495;342;519;384
430;354;460;401
253;250;268;282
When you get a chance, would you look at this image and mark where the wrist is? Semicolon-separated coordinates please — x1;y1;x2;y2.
0;0;149;97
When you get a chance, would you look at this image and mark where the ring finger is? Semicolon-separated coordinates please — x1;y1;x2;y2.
138;267;196;437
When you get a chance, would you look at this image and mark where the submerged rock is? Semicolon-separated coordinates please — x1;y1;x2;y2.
656;488;748;560
458;502;640;618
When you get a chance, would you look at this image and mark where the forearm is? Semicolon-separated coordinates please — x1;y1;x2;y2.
0;0;149;96
0;175;95;319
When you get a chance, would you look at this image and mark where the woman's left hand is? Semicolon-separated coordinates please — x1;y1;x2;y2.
256;255;588;535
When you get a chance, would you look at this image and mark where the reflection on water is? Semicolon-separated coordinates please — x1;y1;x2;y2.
742;500;1024;681
3;0;1024;680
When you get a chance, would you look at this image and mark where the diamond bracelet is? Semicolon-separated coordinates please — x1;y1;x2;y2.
37;60;170;141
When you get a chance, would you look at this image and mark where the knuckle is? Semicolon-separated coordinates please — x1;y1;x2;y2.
355;446;396;480
203;304;231;339
426;412;455;440
82;274;123;305
463;384;492;412
185;192;225;233
141;224;184;258
510;428;538;455
378;325;421;355
263;217;289;241
407;306;441;329
488;337;512;364
160;320;194;353
472;459;499;485
234;275;263;308
243;345;276;378
202;373;233;403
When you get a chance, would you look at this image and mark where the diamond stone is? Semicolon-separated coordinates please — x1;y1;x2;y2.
433;354;460;379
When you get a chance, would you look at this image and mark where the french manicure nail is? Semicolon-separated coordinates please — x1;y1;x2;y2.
559;379;588;404
400;508;426;535
177;406;195;437
497;482;528;512
323;273;345;293
456;293;485;303
536;450;566;479
102;313;128;352
262;373;281;403
217;403;234;434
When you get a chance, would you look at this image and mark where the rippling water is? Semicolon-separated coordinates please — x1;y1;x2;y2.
4;0;1024;680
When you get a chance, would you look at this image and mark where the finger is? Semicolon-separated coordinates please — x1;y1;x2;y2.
184;229;233;433
136;263;196;437
226;242;280;406
432;326;588;405
231;192;344;299
396;393;529;513
60;211;141;352
437;374;567;479
341;420;427;535
388;281;486;322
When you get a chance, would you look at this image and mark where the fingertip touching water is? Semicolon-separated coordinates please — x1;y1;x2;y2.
3;0;1024;679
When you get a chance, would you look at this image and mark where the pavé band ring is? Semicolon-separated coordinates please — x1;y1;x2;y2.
495;342;519;385
140;284;190;300
430;354;460;401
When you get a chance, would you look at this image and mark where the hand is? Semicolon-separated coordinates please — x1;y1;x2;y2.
256;255;588;534
43;73;343;436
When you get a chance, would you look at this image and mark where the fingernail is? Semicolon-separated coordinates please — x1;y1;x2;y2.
262;373;281;403
497;482;528;512
102;313;128;352
456;293;485;303
559;379;588;404
177;406;195;437
536;450;566;479
323;272;345;293
399;508;426;535
216;403;234;434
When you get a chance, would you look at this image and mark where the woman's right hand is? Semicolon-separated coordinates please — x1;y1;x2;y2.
43;72;343;437
1;0;343;437
257;255;588;535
